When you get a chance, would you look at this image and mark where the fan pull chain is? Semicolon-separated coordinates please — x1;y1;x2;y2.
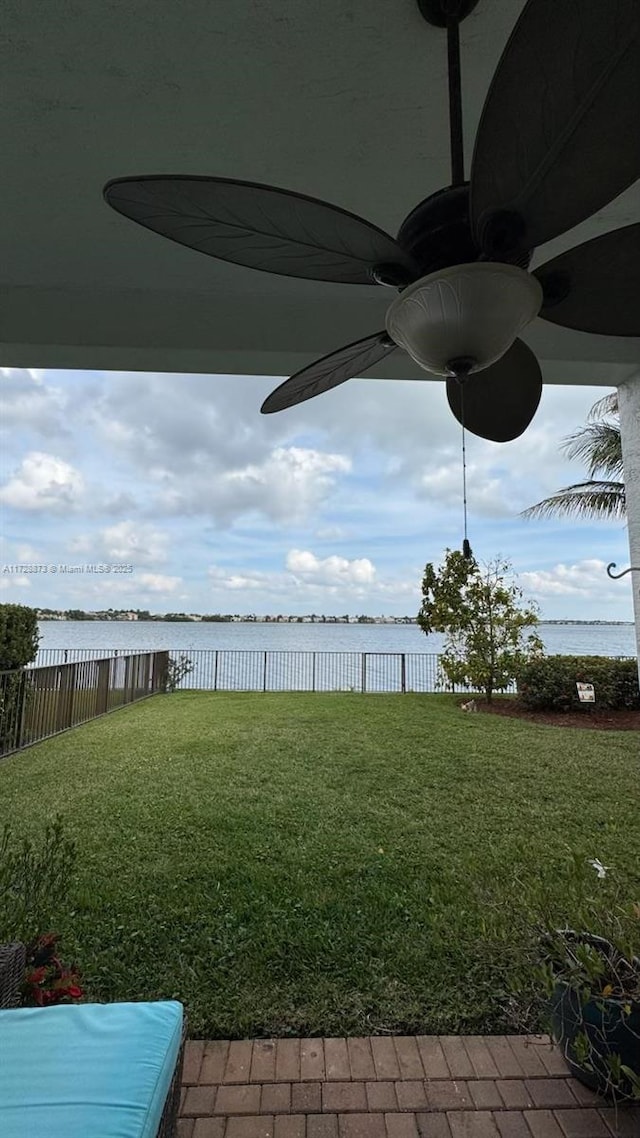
459;382;473;560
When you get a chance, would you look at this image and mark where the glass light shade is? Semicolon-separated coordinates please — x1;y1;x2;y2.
385;262;543;376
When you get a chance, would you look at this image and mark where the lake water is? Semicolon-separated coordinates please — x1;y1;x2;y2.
37;619;637;658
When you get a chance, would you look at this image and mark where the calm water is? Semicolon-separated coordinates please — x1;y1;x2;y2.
37;619;637;658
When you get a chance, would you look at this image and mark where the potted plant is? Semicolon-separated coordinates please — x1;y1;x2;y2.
540;927;640;1102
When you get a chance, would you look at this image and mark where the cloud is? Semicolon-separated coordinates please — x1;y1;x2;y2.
158;446;351;524
416;458;513;518
0;575;31;591
207;551;414;608
15;544;44;563
136;573;182;593
286;549;376;585
521;559;630;601
69;520;169;566
0;369;67;438
0;452;84;512
69;573;183;602
208;567;270;592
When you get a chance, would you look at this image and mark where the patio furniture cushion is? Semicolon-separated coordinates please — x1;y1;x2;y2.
0;999;183;1138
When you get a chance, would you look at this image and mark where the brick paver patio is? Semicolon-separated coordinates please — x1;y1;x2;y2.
178;1036;639;1138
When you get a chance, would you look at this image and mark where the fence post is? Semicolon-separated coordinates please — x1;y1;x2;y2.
214;650;219;691
97;659;110;714
154;651;169;693
361;653;367;693
123;656;132;704
56;663;75;731
401;653;406;694
263;651;268;692
17;670;28;749
312;652;316;692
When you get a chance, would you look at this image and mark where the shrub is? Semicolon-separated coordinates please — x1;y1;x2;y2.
0;816;77;944
0;603;40;670
516;655;639;711
0;604;39;751
166;653;195;693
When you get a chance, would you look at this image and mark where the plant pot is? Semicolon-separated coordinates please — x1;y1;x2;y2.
547;933;640;1102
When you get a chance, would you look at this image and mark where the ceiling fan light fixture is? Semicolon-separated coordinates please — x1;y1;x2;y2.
384;262;543;377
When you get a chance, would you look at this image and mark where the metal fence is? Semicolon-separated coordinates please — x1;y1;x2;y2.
0;651;169;757
172;649;457;693
32;647;475;694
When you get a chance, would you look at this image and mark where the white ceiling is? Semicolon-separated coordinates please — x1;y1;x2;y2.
2;0;639;385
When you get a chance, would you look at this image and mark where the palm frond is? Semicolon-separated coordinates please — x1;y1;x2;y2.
562;423;623;479
521;480;626;521
588;392;618;421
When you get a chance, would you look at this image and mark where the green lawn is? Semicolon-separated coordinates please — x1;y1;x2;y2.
1;692;637;1038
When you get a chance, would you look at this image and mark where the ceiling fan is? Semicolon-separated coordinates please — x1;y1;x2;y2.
104;0;640;443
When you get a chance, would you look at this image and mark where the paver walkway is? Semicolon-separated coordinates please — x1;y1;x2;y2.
178;1035;639;1138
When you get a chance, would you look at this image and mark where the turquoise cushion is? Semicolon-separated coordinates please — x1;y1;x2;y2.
0;999;183;1138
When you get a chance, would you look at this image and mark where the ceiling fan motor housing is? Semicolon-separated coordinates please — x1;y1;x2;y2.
396;185;531;275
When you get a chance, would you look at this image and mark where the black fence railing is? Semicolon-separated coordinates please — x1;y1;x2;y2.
33;648;478;694
0;651;169;757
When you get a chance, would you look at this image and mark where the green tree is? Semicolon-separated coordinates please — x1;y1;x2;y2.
418;551;543;702
522;393;624;520
0;603;40;669
0;603;40;753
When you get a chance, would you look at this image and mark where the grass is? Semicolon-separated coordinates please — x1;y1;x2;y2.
0;692;638;1038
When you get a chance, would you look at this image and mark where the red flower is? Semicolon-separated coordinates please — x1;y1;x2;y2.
25;967;47;985
21;934;83;1008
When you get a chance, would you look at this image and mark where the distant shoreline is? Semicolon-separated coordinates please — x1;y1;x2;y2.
38;616;634;626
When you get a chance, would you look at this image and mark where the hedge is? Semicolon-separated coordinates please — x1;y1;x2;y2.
0;604;40;671
516;655;639;712
0;604;40;754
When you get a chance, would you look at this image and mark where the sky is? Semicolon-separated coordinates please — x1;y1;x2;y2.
0;366;633;621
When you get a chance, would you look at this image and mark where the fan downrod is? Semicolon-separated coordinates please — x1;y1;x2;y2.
416;0;481;28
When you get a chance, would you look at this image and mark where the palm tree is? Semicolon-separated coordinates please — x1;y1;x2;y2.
522;393;625;520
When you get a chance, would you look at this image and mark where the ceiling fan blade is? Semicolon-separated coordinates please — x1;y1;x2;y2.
261;332;397;414
446;340;542;443
104;176;418;286
534;224;640;336
470;0;640;254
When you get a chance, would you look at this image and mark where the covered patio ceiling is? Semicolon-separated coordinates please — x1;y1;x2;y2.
2;0;639;386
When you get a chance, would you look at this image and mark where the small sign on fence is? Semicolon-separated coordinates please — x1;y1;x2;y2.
576;682;596;703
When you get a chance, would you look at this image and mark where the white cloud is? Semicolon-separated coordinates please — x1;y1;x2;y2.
208;567;268;591
158;446;352;524
69;520;169;566
0;575;31;590
521;559;630;601
416;459;513;518
137;573;182;593
0;369;66;437
207;551;415;608
73;573;183;601
286;549;376;585
0;452;84;512
15;544;44;563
